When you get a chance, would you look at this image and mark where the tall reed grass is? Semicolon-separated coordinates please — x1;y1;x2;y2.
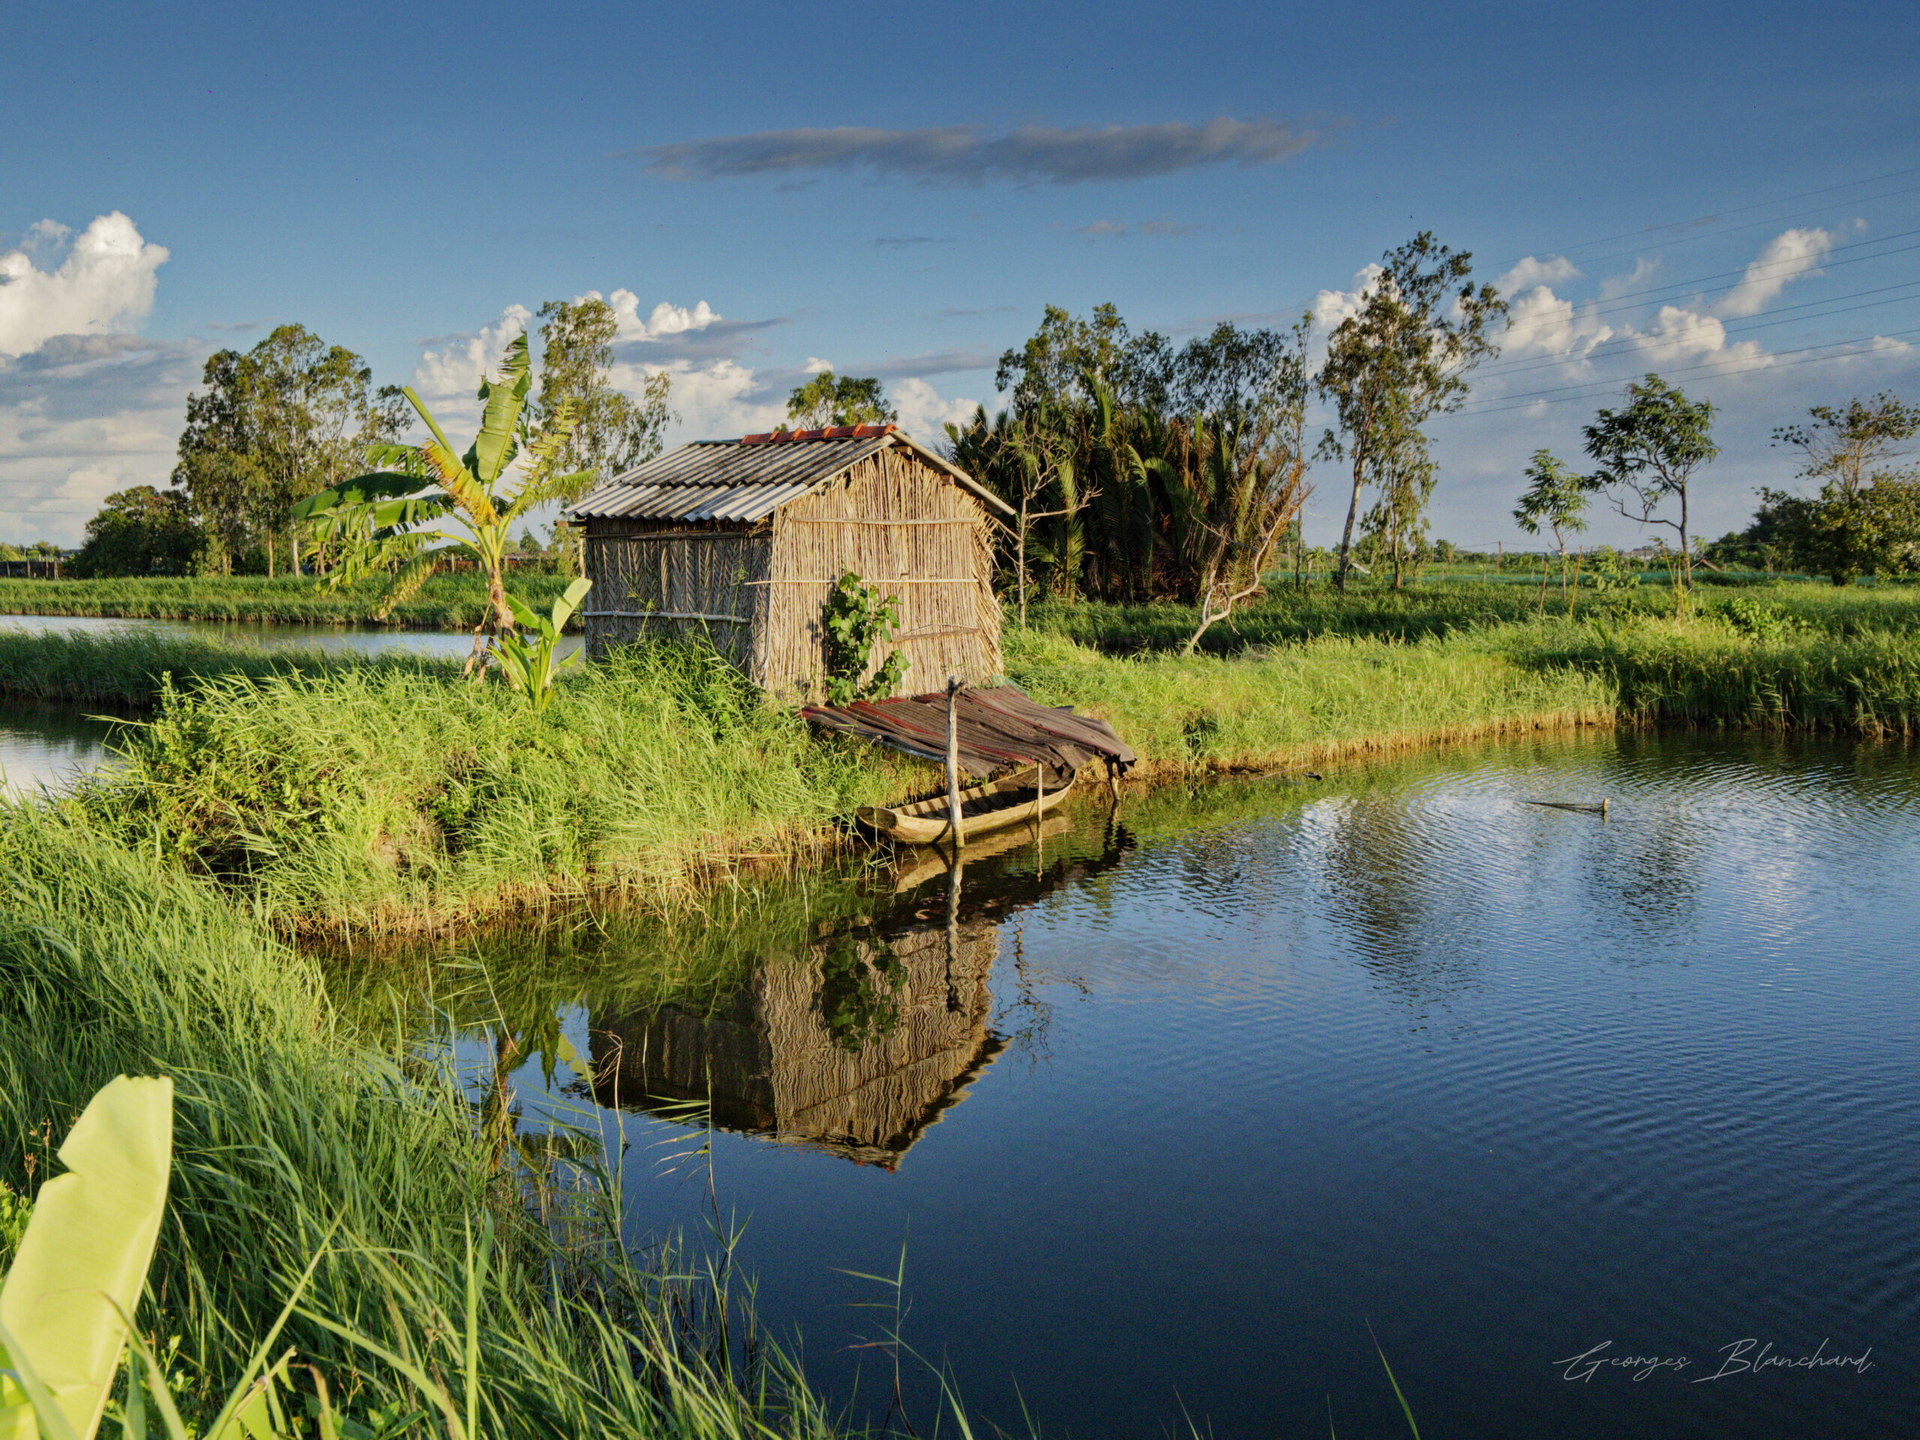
0;806;856;1437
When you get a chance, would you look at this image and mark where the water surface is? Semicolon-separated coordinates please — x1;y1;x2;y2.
384;731;1919;1439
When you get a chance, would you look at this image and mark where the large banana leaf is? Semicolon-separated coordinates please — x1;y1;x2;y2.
465;334;531;487
287;472;427;524
0;1075;174;1440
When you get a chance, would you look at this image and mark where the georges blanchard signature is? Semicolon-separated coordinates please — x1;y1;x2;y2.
1556;1339;1876;1383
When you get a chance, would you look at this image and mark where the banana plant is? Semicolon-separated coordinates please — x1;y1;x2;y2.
493;576;592;714
289;334;592;675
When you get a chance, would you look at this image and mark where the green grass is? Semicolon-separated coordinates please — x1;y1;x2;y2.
0;804;858;1438
0;626;459;706
71;640;916;933
0;571;576;629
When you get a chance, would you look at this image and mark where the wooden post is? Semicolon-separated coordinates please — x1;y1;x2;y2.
945;676;966;849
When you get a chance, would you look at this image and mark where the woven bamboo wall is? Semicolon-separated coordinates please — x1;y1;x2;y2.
579;521;772;665
759;449;1003;698
587;918;1000;1165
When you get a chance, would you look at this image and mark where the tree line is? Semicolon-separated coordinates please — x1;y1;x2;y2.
63;297;670;579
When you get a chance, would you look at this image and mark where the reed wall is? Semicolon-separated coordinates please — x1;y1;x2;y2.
580;445;1003;698
579;524;771;667
761;448;1002;697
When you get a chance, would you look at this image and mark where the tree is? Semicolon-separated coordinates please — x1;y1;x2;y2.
172;324;403;575
1582;374;1717;589
1179;315;1314;649
1772;391;1920;496
785;371;896;429
68;486;202;577
1317;232;1506;590
290;334;591;673
1513;449;1591;597
534;297;672;500
1753;477;1920;584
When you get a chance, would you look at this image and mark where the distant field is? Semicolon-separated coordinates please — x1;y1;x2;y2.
0;570;575;628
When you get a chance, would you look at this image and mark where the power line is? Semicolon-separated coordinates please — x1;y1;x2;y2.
1492;162;1920;271
1476;278;1920;385
1458;326;1920;418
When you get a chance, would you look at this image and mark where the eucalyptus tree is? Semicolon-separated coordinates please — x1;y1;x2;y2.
535;296;672;499
290;334;591;673
1583;374;1717;589
173;324;404;575
785;370;896;428
1513;448;1591;596
1317;233;1506;589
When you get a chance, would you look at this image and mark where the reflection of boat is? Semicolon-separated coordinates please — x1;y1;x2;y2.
857;765;1072;845
891;815;1073;892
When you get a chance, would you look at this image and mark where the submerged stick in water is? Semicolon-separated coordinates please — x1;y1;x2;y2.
1524;798;1611;816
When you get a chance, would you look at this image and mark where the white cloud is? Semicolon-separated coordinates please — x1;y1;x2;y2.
1598;257;1661;301
411;304;532;398
890;377;978;441
1633;304;1770;369
1716;226;1846;318
1312;263;1385;331
1503;285;1614;359
802;355;833;374
603;290;719;342
0;213;169;358
1497;255;1580;294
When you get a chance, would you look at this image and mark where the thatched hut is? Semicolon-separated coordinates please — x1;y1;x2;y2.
569;424;1011;698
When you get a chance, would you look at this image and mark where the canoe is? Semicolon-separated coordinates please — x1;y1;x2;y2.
858;765;1072;845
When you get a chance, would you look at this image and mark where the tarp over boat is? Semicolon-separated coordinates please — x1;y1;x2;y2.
800;684;1135;782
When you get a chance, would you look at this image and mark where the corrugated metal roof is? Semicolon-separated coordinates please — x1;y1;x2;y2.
569;431;1011;523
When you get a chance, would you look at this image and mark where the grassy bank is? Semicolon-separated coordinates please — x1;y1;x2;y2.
0;581;1909;933
0;806;851;1436
0;571;575;628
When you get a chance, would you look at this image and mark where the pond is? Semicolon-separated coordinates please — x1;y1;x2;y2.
345;730;1919;1439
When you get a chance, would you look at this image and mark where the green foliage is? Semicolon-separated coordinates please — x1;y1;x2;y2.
1317;232;1507;589
784;370;896;429
0;808;859;1438
816;935;907;1051
67;487;202;579
0;572;576;632
1513;449;1591;580
1718;596;1810;641
495;577;591;713
1753;476;1920;585
1582;374;1718;586
534;297;672;500
820;572;906;705
1580;546;1642;595
0;1184;28;1270
1771;390;1920;494
290;334;593;672
172;324;404;577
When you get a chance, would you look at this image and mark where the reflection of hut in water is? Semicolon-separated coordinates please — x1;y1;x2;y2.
589;912;1004;1169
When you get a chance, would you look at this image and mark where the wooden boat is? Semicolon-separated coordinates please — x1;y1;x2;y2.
858;765;1072;845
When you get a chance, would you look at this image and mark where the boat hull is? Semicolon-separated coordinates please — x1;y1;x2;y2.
858;767;1073;845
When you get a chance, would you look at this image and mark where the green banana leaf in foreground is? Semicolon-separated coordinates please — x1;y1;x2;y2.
0;1075;173;1440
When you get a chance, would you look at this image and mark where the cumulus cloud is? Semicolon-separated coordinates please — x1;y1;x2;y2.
890;377;979;439
1496;255;1580;294
1598;256;1661;300
1311;263;1385;331
0;331;204;545
411;304;532;398
1502;285;1613;358
1716;226;1846;318
603;291;719;342
638;116;1332;187
0;212;169;358
1634;304;1770;369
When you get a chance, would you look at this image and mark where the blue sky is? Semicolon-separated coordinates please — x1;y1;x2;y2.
3;0;1918;547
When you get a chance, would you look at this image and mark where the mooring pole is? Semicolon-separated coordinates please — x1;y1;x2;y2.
945;676;966;849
